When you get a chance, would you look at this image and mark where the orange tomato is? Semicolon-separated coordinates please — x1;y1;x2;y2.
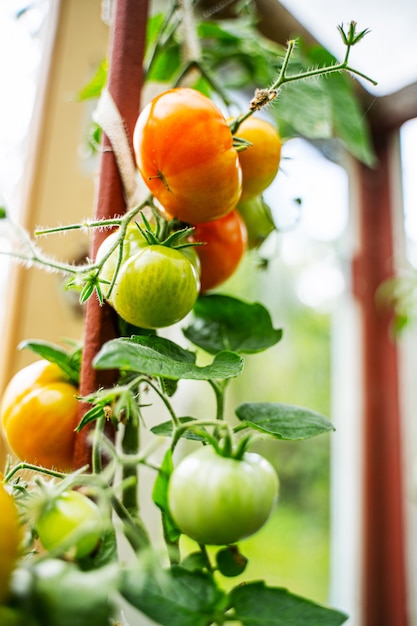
235;117;282;201
133;88;242;224
0;483;21;602
1;360;78;471
191;210;247;292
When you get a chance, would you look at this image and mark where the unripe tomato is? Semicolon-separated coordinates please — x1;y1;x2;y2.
0;360;78;471
237;195;276;249
168;446;279;545
190;210;247;292
112;245;200;328
96;222;148;304
36;490;102;558
235;117;282;201
133;88;242;224
0;484;21;602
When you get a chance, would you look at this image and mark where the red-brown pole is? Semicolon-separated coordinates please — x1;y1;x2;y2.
74;0;149;468
353;131;408;626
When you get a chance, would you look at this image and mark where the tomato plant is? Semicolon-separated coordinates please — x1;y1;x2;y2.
0;360;78;472
35;490;102;559
0;483;20;603
0;5;376;625
111;244;200;328
168;445;279;545
190;210;247;292
133;87;242;224
234;117;282;201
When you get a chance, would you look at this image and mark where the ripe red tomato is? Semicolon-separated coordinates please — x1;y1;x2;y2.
235;117;282;201
190;210;247;292
133;88;242;224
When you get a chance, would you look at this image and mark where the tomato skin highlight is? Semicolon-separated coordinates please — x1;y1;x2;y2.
0;484;21;602
133;88;242;224
36;490;102;559
191;210;247;292
168;446;279;545
235;117;282;201
112;245;200;329
0;360;78;471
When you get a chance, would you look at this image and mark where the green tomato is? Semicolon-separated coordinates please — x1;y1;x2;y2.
236;195;275;249
168;446;279;545
112;245;200;329
36;491;102;559
96;223;148;304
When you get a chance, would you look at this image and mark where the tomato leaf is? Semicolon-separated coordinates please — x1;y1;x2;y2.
76;59;108;101
151;417;208;442
229;581;348;625
18;339;81;385
183;294;282;354
93;335;243;380
235;402;334;439
120;564;227;626
152;449;181;543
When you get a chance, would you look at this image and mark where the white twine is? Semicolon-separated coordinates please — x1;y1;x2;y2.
93;88;142;210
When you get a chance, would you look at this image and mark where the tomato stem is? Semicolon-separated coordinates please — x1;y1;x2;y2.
121;407;140;515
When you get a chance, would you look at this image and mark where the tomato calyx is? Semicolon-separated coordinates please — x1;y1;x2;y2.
137;212;199;253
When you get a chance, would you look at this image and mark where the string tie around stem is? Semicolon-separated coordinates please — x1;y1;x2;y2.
93;88;143;210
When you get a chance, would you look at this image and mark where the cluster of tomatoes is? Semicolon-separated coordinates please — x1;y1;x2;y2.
0;88;283;601
99;87;282;330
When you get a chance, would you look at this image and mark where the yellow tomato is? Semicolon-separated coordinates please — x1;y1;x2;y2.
235;117;282;201
0;483;20;602
1;360;78;471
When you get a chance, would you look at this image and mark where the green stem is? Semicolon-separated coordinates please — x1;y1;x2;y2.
145;378;181;427
4;462;69;483
92;415;106;474
109;493;150;553
34;218;124;237
121;407;140;514
208;380;226;421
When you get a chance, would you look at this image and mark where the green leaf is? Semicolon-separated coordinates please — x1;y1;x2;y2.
235;402;334;440
76;59;108;101
180;551;211;572
78;526;118;571
120;564;227;626
152;449;181;543
0;206;7;219
151;417;208;442
308;46;375;166
183;295;282;355
75;404;106;432
229;581;348;625
275;79;333;140
18;339;81;385
147;43;182;82
93;335;243;381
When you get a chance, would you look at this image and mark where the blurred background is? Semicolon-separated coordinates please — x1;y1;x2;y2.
0;1;416;625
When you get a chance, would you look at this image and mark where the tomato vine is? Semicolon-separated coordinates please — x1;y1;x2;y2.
0;2;377;625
